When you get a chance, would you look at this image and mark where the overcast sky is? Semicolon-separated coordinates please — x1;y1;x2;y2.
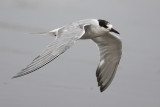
0;0;160;107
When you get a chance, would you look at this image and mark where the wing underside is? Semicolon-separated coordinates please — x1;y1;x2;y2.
92;33;122;92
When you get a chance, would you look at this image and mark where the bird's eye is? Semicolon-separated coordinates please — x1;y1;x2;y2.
101;24;108;28
104;25;108;28
101;23;108;28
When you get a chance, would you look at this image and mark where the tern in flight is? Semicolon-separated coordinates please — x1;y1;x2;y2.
12;19;122;92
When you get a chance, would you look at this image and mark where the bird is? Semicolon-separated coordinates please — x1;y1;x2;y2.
12;19;122;92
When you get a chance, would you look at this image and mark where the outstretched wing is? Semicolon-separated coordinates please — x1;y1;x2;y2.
12;24;89;78
92;33;122;92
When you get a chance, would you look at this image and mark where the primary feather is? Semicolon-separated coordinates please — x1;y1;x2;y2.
12;19;122;92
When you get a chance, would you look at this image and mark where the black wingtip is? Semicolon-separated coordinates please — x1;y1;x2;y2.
100;88;104;92
100;86;105;92
11;75;20;79
11;76;17;79
11;72;26;79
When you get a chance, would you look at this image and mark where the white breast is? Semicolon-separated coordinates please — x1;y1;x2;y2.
81;24;108;39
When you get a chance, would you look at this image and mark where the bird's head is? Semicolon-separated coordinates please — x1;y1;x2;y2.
98;19;120;34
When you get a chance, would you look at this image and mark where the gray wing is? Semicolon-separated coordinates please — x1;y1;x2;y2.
12;24;88;78
92;33;122;92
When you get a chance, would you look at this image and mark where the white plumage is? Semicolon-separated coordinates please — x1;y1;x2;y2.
12;19;122;92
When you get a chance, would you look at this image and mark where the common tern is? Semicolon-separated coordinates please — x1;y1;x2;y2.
12;19;122;92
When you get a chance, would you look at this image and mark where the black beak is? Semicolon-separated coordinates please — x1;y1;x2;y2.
110;28;120;34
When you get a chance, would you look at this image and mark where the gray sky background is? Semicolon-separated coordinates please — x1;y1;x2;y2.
0;0;160;107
